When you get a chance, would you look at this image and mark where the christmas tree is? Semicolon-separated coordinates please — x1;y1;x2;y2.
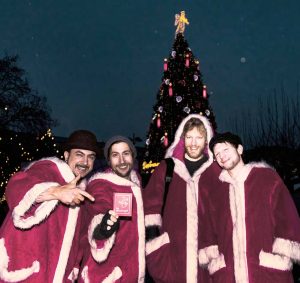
142;11;217;177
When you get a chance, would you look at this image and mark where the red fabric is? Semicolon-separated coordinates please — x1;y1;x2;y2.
199;164;300;283
78;172;145;282
143;115;219;283
0;158;82;283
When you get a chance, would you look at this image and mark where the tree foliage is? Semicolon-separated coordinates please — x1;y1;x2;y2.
0;55;57;134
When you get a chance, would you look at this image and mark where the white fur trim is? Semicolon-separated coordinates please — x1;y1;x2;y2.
165;114;214;161
12;182;59;229
89;171;136;187
88;214;116;263
25;157;75;183
207;253;226;275
81;266;89;283
130;183;146;283
145;214;162;227
53;206;80;282
259;250;293;271
186;178;198;283
198;245;220;266
146;232;170;256
0;238;40;282
102;266;122;283
273;237;300;263
229;183;249;283
67;267;79;282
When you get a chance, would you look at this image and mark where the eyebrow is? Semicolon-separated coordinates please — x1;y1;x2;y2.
111;150;131;155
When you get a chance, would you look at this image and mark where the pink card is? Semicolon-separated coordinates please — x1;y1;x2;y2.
113;193;133;217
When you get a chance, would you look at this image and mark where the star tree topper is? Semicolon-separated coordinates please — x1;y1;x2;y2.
174;11;189;35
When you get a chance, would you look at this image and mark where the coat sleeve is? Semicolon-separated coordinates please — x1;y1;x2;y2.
198;165;226;275
271;173;300;263
143;161;174;281
85;179;117;263
6;162;61;229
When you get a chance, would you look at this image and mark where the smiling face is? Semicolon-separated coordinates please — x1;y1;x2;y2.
213;142;243;171
184;127;207;160
64;149;96;178
109;142;134;179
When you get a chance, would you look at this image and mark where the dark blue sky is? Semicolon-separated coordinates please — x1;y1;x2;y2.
1;1;299;143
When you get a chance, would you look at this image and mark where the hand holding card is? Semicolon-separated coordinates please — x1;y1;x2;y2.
113;193;133;217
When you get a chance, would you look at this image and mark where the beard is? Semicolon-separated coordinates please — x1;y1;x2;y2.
185;145;205;160
112;163;133;179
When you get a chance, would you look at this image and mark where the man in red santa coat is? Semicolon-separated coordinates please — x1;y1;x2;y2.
78;135;145;282
199;132;300;283
143;114;220;283
0;130;99;283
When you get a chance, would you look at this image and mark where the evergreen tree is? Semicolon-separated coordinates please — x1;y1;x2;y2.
142;25;216;177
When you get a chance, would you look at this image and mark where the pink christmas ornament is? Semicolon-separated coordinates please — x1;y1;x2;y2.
203;85;207;98
168;83;173;97
185;54;190;67
164;58;168;71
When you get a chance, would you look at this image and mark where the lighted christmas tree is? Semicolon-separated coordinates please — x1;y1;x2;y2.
142;11;217;176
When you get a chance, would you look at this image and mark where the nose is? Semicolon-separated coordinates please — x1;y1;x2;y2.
82;155;88;165
119;155;124;163
191;138;197;146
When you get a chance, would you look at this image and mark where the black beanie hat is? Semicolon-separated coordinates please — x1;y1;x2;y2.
209;132;242;152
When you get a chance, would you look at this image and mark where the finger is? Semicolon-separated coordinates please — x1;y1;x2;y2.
108;210;118;218
73;198;81;205
110;215;118;222
76;194;85;202
78;191;95;202
70;174;81;185
107;219;114;226
107;226;111;231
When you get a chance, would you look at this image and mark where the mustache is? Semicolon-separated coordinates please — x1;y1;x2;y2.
117;163;129;167
75;163;89;169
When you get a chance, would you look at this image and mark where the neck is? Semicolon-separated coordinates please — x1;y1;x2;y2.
228;159;245;179
185;153;203;161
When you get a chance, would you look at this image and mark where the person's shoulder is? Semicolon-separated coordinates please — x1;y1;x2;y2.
204;161;222;176
248;162;277;176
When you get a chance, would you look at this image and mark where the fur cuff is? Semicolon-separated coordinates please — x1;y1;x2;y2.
273;237;300;263
102;266;122;283
198;245;221;266
88;214;116;263
207;253;226;275
145;214;162;227
12;182;59;229
259;250;293;271
67;267;79;282
146;232;170;256
0;238;40;282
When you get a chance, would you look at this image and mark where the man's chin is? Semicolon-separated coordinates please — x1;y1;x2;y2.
115;170;130;179
74;170;90;178
187;153;202;159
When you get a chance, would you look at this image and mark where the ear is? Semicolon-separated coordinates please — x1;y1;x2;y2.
237;144;243;155
64;151;70;162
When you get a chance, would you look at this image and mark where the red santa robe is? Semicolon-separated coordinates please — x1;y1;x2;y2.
78;170;145;283
198;162;300;283
0;157;85;283
143;114;219;283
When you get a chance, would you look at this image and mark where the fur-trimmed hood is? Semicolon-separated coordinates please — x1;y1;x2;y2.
165;114;214;162
164;114;214;179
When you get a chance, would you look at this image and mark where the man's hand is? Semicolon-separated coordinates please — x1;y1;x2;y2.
93;210;120;240
36;175;95;205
